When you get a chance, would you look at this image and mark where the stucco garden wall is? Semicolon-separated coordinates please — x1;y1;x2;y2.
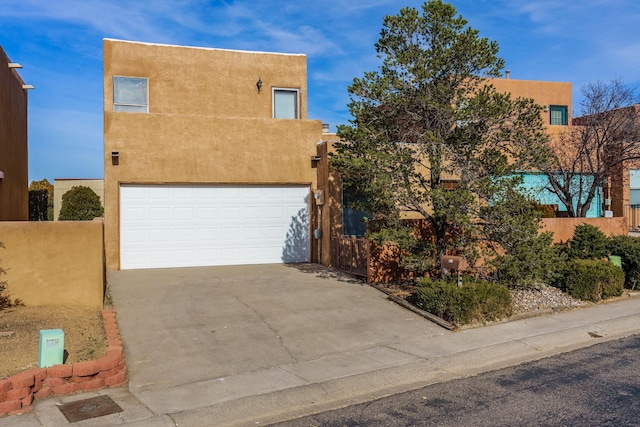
541;217;627;243
0;220;104;308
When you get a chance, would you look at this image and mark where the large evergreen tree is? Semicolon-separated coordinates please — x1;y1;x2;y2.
332;1;551;276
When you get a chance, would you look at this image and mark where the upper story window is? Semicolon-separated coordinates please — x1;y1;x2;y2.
113;77;148;112
273;88;300;119
550;105;568;126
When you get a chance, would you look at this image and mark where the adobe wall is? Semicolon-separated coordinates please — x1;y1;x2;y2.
487;77;573;127
541;217;627;243
0;220;104;308
103;39;310;120
0;46;28;220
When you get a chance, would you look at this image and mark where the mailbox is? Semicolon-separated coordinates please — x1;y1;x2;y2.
441;255;468;271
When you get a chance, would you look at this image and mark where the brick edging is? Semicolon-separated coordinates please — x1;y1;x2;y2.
0;309;127;417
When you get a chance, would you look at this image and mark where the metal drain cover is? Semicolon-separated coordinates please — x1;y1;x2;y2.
58;395;123;422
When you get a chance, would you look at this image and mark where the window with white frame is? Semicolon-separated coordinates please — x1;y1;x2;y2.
113;77;148;112
273;88;300;119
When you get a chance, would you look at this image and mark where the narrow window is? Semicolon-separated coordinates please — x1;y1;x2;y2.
550;105;568;125
113;77;148;112
273;88;299;119
342;185;371;236
630;170;640;205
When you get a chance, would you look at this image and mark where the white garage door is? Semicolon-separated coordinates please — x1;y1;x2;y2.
120;184;310;269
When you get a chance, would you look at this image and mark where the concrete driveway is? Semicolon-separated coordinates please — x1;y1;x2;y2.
107;264;446;421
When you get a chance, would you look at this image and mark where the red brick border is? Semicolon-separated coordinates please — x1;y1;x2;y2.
0;309;127;417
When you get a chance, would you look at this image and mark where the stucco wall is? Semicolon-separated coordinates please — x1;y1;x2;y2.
0;46;28;220
103;40;323;270
104;39;310;119
541;217;627;244
0;220;104;308
487;77;573;127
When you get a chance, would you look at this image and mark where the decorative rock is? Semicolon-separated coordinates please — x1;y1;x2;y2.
47;364;73;379
72;360;100;377
510;285;586;315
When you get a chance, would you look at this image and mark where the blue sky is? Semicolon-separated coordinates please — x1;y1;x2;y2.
2;0;639;183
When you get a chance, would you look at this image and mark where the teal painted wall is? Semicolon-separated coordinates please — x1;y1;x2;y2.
519;173;603;218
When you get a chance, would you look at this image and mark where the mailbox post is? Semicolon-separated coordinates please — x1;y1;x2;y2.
441;255;468;286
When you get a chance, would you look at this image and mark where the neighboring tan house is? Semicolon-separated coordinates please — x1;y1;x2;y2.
103;39;326;271
572;104;640;228
53;178;104;220
488;77;602;217
0;45;29;220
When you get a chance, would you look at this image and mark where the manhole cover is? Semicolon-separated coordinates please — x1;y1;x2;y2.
58;395;123;423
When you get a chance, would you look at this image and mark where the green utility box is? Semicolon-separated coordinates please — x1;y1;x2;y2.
38;329;64;368
609;255;622;268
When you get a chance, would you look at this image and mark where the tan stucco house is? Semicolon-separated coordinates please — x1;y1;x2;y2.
103;39;327;271
0;46;29;221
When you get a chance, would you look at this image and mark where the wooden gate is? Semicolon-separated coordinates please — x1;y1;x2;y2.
330;237;369;280
624;204;640;231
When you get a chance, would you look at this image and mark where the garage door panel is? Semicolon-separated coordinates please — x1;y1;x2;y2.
197;207;217;220
243;206;262;219
174;228;195;241
122;250;146;265
197;227;218;241
148;250;172;264
148;229;171;243
174;249;196;262
120;184;310;269
149;187;170;199
122;206;146;221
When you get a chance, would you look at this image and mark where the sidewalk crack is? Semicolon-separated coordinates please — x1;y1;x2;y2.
234;296;299;363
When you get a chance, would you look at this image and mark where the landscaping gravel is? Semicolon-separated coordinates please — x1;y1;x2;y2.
510;285;587;315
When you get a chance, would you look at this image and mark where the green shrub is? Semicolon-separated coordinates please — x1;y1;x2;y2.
416;277;512;325
58;186;104;221
608;235;640;289
554;259;624;302
568;224;609;260
493;231;560;288
0;243;20;310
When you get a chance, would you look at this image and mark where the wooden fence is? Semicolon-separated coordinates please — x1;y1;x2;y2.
330;236;369;280
624;204;640;231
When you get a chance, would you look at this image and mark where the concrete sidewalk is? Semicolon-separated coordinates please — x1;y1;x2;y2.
3;265;640;426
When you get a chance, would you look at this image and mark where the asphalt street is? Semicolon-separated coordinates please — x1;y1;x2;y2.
272;334;640;427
